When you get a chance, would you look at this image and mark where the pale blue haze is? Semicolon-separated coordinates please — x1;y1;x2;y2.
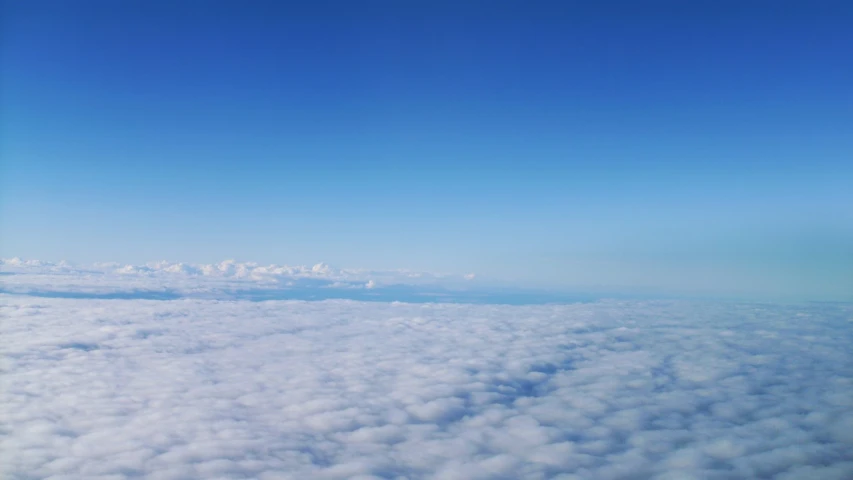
2;1;851;300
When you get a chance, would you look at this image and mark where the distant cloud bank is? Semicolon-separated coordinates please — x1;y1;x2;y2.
1;265;851;478
0;258;621;305
1;257;500;303
1;256;475;286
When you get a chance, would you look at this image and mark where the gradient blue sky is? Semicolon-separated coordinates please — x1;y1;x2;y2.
2;1;852;299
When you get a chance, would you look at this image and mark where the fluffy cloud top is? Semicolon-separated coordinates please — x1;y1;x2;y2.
0;258;578;305
1;257;473;285
1;258;494;301
1;284;852;478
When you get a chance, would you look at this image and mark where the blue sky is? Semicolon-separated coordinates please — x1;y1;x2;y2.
2;1;851;300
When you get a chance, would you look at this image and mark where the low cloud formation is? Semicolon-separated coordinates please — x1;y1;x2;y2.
0;258;472;286
1;288;851;478
0;258;471;301
0;258;586;305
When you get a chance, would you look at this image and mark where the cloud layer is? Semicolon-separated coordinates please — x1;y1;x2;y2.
0;258;595;305
2;289;852;479
0;257;474;288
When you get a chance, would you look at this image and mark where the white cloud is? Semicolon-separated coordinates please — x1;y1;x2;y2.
0;258;481;301
0;272;851;479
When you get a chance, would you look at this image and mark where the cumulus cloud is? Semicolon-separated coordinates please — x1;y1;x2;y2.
0;258;483;300
1;279;851;478
1;258;600;305
0;258;471;283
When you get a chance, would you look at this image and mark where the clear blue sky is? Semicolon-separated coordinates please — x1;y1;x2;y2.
2;1;852;299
